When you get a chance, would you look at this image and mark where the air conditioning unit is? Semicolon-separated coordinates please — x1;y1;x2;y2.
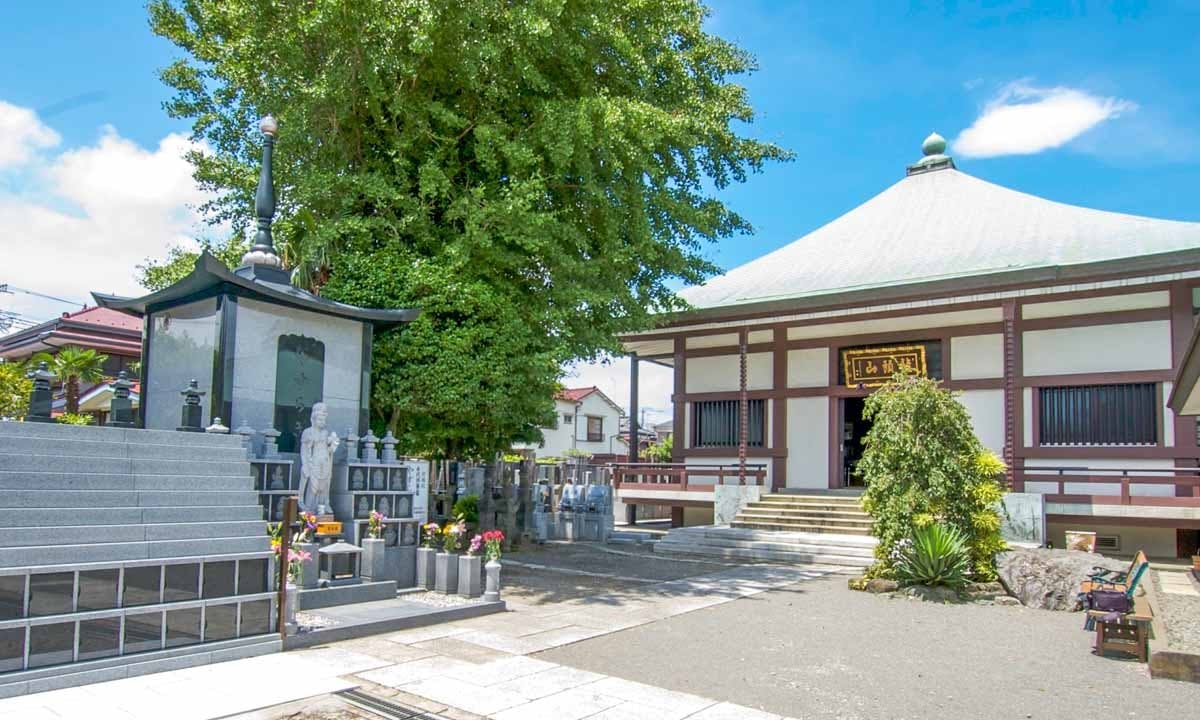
1095;534;1121;553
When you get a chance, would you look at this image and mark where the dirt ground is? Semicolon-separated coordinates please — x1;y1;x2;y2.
540;572;1200;720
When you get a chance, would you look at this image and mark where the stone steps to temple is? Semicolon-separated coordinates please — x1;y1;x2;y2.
738;505;871;520
0;471;252;491
730;492;874;536
0;521;268;547
0;421;275;695
655;526;875;568
0;535;270;568
730;520;873;535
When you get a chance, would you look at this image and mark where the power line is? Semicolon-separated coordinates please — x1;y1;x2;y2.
0;284;84;307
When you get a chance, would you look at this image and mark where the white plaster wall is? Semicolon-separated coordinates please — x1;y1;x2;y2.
230;298;363;435
1022;321;1172;375
786;307;1001;340
685;353;772;393
686;333;738;349
1046;522;1176;558
787;348;828;387
950;334;1003;380
786;397;828;489
522;399;578;457
957;389;1005;455
1022;291;1168;320
1022;388;1033;447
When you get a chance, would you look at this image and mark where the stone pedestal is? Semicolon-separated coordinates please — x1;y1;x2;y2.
416;547;436;590
396;545;417;588
435;552;459;594
484;559;501;602
361;538;387;581
284;583;299;635
458;555;482;598
296;542;319;590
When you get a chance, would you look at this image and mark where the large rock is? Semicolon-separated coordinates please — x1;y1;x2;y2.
996;548;1125;611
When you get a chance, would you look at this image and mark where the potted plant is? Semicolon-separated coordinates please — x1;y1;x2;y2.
458;533;484;598
362;510;387;581
417;521;439;589
482;529;505;602
435;516;466;594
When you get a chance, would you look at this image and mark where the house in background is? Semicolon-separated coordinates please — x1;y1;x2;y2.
524;386;626;459
0;306;142;421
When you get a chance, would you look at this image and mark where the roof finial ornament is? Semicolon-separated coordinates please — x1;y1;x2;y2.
240;115;283;269
906;130;955;176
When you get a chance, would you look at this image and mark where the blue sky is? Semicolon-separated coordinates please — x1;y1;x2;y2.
2;1;1199;418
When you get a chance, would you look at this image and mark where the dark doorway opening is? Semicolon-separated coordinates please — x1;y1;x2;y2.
841;397;872;487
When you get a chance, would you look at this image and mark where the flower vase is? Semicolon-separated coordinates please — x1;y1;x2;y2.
416;547;437;590
458;554;482;598
435;552;459;594
284;582;299;635
484;559;501;602
362;538;387;581
296;542;319;590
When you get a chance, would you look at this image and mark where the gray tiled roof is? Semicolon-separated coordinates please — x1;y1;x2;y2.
681;168;1200;310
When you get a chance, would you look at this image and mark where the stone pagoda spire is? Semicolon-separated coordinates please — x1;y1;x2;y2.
906;131;956;176
240;115;283;269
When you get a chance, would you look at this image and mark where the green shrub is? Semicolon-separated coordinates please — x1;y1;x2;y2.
859;373;1007;580
895;524;971;588
0;361;31;420
56;412;95;426
452;494;480;525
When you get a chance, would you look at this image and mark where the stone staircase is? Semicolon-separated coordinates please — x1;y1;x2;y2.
654;526;876;568
0;421;279;697
731;493;873;535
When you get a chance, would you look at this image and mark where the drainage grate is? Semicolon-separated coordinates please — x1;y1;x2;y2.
336;688;448;720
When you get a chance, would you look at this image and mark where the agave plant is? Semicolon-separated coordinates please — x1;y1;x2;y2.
895;523;971;589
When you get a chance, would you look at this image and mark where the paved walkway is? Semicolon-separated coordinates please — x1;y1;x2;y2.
0;564;838;720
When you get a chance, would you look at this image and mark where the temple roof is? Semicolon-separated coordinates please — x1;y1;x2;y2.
678;163;1200;318
93;252;419;329
0;306;142;360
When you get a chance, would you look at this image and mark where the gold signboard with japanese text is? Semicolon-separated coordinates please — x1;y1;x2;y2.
841;344;927;387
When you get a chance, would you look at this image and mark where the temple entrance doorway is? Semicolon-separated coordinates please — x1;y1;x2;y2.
840;396;872;487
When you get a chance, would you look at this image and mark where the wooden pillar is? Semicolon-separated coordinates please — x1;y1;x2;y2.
672;337;685;462
738;328;748;484
277;496;297;639
771;327;787;491
670;505;684;528
629;352;639;463
1169;283;1198;495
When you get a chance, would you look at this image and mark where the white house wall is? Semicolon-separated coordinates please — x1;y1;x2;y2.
1022;321;1172;375
786;397;828;489
1021;290;1168;319
786;348;828;387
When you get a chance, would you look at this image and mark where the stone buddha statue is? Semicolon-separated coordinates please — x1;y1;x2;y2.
298;402;339;514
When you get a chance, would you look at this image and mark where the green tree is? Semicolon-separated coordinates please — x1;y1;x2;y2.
42;347;109;415
150;0;788;457
137;237;248;291
0;360;32;420
644;433;673;462
858;374;1007;580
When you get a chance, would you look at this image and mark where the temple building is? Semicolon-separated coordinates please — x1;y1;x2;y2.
620;133;1200;558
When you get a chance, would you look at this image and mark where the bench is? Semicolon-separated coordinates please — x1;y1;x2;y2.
1086;593;1153;662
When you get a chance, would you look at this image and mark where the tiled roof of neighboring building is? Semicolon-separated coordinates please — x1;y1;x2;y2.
557;387;598;402
61;306;143;332
0;305;143;360
678;140;1200;313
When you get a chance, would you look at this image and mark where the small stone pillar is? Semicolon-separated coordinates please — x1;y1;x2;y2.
106;370;136;427
24;362;55;423
362;431;379;464
236;425;258;458
382;430;398;464
205;417;230;434
344;430;360;462
262;428;281;458
177;379;205;432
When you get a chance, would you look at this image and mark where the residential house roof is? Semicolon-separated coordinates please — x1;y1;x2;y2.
0;306;143;360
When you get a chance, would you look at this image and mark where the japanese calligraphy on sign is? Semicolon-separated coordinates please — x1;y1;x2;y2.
841;345;927;387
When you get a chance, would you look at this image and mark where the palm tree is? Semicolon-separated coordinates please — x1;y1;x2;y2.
45;346;108;415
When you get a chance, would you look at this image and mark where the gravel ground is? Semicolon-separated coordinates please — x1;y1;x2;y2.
1151;569;1200;653
539;572;1200;719
402;590;485;607
499;542;732;606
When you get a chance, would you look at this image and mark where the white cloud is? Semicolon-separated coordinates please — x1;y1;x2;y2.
0;101;60;169
0;105;212;328
564;354;674;428
954;81;1136;158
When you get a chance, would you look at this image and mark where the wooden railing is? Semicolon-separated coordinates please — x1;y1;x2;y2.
1018;466;1200;507
609;462;768;492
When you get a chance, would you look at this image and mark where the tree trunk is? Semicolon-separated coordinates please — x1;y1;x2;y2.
66;376;80;415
